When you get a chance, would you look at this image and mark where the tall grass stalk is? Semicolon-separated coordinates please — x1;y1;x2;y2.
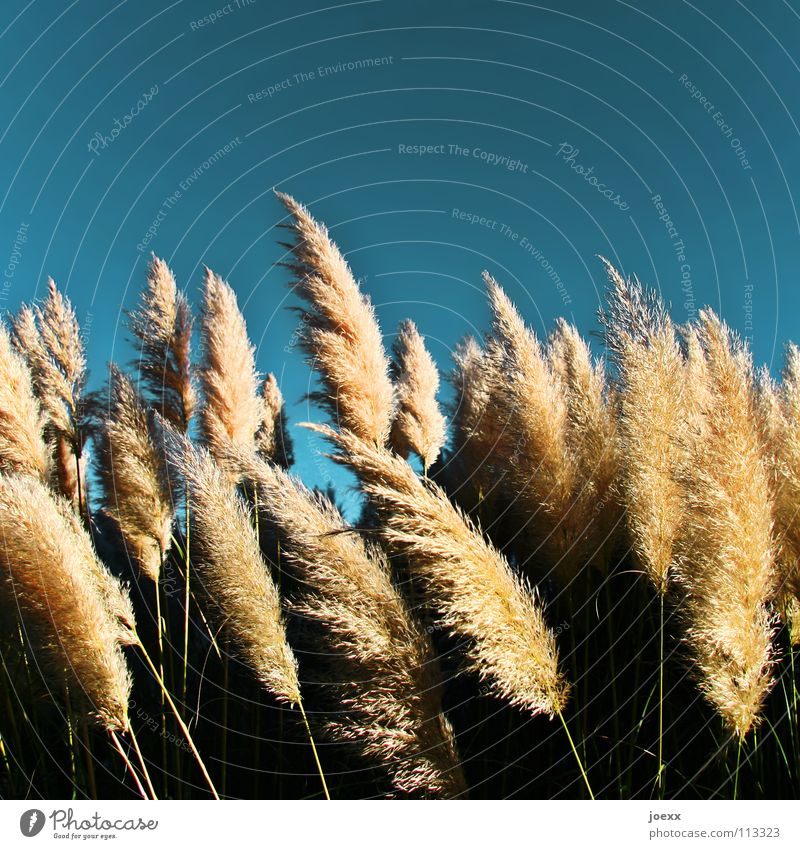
558;709;595;799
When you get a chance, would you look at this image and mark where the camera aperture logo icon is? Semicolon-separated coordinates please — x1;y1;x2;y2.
20;809;46;837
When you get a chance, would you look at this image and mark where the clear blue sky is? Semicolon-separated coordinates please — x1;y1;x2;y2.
2;0;798;512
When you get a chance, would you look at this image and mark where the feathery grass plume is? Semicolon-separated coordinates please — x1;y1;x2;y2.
446;336;507;499
389;320;447;473
547;318;622;566
11;280;88;511
198;268;263;462
0;323;49;480
0;474;133;730
95;366;174;583
308;423;568;716
166;432;299;704
255;373;294;469
129;255;195;432
483;274;594;581
757;349;800;631
599;259;686;592
276;191;394;446
232;448;466;797
673;310;777;736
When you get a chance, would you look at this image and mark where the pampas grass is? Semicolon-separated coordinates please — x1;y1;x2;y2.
167;434;299;705
0;475;133;731
277;191;394;446
600;260;685;593
390;319;447;474
95;365;174;583
234;449;466;798
482;274;591;582
3;194;800;802
447;335;505;501
547;318;622;569
129;255;195;432
312;423;569;718
0;323;49;480
673;310;777;736
199;268;262;462
12;280;88;513
759;347;800;610
256;373;294;469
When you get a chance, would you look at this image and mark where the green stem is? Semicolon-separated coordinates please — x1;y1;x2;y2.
183;490;191;705
110;730;148;800
221;645;229;797
79;719;97;799
136;641;220;799
154;580;168;797
558;709;595;800
297;698;330;800
128;726;158;800
733;734;743;800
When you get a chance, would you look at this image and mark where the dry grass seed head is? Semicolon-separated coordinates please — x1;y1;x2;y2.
96;365;174;582
310;423;569;716
255;373;294;468
0;474;133;730
599;259;686;591
167;434;300;704
276;191;394;446
233;448;465;797
0;323;50;480
673;310;777;735
199;268;263;461
129;255;196;431
390;319;447;471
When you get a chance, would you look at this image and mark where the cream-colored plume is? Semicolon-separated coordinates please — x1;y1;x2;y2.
0;474;134;731
673;310;777;736
198;268;263;461
311;423;569;717
276;191;394;446
0;323;49;480
129;255;196;431
390;319;447;473
234;448;466;797
95;366;174;582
